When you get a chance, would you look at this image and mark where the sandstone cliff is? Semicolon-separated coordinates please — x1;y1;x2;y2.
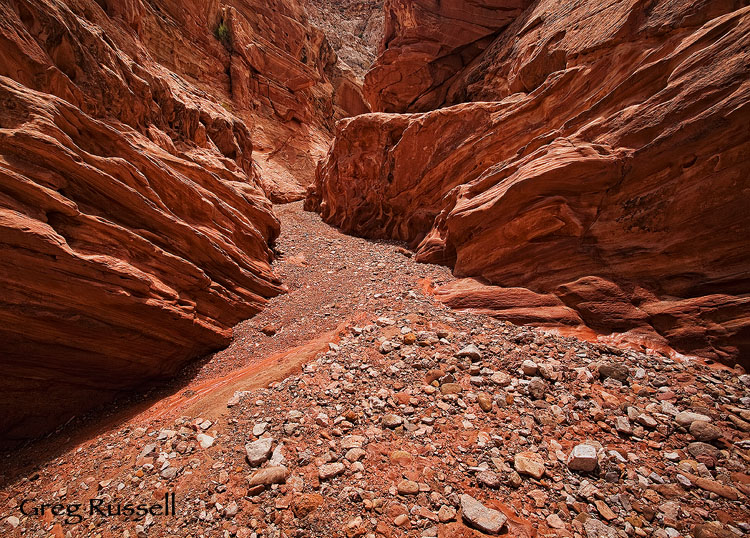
308;0;750;365
304;0;383;78
364;0;531;112
0;0;351;443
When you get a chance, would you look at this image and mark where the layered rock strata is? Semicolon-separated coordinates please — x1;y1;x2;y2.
0;0;352;443
308;0;750;365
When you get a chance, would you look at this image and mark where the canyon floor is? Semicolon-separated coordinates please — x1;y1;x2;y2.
1;203;749;538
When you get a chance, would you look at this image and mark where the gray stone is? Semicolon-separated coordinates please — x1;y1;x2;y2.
456;344;482;361
460;494;507;534
567;444;598;472
245;437;273;467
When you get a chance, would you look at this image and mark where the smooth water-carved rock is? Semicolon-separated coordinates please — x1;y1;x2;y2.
0;0;357;444
364;0;531;112
309;0;750;365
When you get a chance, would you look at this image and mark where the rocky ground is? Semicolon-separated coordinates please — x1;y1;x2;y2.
1;203;749;538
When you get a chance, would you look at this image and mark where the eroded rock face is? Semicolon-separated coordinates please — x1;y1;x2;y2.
214;0;369;201
363;0;531;112
308;0;750;365
304;0;383;78
0;0;355;444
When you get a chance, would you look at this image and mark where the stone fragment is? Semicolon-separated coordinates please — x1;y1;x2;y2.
345;448;366;462
341;435;366;449
477;393;493;412
477;470;501;488
456;344;482;361
637;414;658;428
595;499;617;520
440;383;463;395
567;444;598;472
248;466;288;487
393;513;409;526
139;443;157;458
528;377;547;399
196;434;215;449
397;479;419;495
292;493;325;518
245;437;273;467
490;372;511;386
514;452;545;479
584;517;618;538
460;494;507;535
252;422;268;437
438;505;456;523
615;416;632;435
318;462;346;480
546;513;565;529
693;522;738;538
675;411;711;428
598;362;629;381
382;414;403;428
689;420;722;442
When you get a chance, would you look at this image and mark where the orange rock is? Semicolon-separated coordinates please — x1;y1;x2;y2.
292;493;325;518
308;0;750;367
364;0;532;112
0;0;360;445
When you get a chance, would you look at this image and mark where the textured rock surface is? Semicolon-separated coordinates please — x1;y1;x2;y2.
308;0;750;365
304;0;383;78
216;0;369;201
364;0;531;112
0;0;358;443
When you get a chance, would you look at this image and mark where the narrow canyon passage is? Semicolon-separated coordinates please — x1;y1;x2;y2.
187;201;457;386
2;204;749;537
1;0;748;536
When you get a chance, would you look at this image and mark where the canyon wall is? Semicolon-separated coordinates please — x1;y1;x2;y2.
364;0;532;112
304;0;383;79
308;0;750;365
0;0;348;444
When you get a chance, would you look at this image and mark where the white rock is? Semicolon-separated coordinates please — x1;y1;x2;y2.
196;433;215;449
567;444;598;472
245;437;273;466
460;494;506;534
